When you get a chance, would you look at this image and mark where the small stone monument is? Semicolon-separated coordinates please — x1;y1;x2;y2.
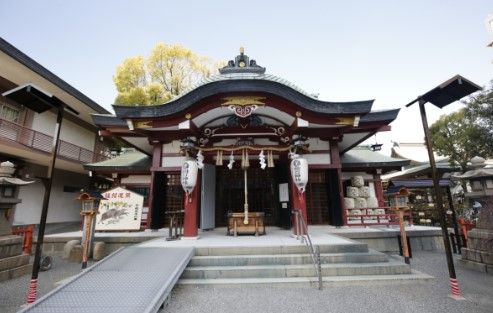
0;161;34;282
455;157;493;273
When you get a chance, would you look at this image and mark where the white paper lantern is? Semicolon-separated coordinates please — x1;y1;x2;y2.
290;155;308;193
181;158;198;194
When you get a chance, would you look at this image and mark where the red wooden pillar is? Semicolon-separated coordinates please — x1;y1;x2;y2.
146;143;162;229
291;175;307;235
373;174;385;207
330;140;346;225
183;172;200;238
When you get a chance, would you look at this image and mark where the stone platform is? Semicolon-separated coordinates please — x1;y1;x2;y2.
41;225;444;257
460;228;493;274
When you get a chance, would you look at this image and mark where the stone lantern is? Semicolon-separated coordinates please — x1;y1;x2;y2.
453;157;493;273
0;161;33;282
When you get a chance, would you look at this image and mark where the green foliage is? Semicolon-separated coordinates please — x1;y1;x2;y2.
113;43;217;106
430;81;493;171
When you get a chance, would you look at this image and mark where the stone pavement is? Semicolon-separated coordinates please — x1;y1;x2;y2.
1;251;492;313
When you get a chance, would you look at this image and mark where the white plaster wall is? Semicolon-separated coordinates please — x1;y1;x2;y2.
121;175;151;185
31;111;96;151
162;156;186;168
14;168;90;225
307;138;330;151
305;153;331;165
162;141;181;154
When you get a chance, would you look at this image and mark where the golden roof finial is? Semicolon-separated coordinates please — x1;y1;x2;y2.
240;46;244;54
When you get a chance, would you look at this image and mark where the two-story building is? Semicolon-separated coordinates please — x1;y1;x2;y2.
0;37;111;227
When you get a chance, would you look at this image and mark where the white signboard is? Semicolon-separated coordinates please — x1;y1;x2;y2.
279;183;289;202
96;187;143;231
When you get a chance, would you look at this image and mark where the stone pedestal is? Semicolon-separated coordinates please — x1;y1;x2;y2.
0;235;31;282
0;161;35;281
460;199;493;273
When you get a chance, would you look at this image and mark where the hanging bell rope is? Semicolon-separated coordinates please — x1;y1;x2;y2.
244;149;250;168
268;150;275;168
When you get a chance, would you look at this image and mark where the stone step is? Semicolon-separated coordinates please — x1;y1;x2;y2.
194;243;369;256
0;263;32;282
189;251;388;267
182;261;411;279
0;253;29;271
178;270;434;286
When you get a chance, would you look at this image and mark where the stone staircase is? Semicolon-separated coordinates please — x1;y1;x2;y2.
178;242;431;286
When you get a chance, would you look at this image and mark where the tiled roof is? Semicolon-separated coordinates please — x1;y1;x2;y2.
84;149;150;172
0;37;109;114
341;146;410;169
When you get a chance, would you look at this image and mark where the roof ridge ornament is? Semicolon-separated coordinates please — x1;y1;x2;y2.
219;47;266;74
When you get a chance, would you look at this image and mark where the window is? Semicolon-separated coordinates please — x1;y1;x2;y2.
485;180;493;189
0;103;21;123
471;180;483;191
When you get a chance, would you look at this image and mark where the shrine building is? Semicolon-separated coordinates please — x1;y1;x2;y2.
87;49;408;237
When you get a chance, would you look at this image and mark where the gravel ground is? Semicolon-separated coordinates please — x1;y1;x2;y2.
163;252;493;313
1;252;492;313
0;257;94;313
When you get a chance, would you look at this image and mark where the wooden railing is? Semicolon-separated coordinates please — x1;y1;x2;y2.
345;207;414;226
0;117;108;164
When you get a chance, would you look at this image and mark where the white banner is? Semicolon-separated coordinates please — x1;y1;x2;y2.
96;187;143;231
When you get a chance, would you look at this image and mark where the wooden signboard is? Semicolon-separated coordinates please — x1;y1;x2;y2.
96;187;143;231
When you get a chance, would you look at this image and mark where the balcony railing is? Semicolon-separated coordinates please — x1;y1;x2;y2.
0;117;108;164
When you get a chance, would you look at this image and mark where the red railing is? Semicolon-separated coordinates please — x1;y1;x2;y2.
0;117;108;164
12;225;34;255
345;207;414;226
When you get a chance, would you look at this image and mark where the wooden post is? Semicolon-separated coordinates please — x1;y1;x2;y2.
147;143;162;229
373;174;385;207
329;140;346;226
397;208;410;264
291;176;307;235
28;105;64;304
80;211;96;269
419;100;460;297
183;172;200;238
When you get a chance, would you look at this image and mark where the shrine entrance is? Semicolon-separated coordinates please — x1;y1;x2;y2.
215;166;280;227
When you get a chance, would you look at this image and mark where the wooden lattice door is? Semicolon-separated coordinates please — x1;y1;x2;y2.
306;171;330;224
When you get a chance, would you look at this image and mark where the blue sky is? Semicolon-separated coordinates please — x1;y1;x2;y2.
1;0;492;151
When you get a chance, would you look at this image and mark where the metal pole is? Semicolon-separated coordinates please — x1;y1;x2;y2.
418;100;462;298
27;106;64;304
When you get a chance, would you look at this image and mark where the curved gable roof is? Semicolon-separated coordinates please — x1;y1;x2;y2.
112;72;374;119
